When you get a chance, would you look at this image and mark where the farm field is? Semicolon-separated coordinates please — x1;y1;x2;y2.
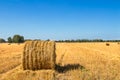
0;42;120;80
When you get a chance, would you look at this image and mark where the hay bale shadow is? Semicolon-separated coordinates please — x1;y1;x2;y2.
55;64;85;73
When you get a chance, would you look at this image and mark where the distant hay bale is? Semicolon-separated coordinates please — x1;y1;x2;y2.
106;43;110;46
8;43;11;45
118;42;120;45
22;40;56;70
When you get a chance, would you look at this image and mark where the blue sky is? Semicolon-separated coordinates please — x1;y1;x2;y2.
0;0;120;40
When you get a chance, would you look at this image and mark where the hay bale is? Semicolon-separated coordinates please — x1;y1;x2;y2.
106;43;110;46
22;40;56;70
118;42;120;45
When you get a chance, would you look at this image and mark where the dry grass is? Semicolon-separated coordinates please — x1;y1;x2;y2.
23;41;56;70
0;43;23;78
1;69;55;80
0;42;120;80
55;42;120;80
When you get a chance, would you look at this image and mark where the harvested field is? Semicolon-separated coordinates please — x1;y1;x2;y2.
0;42;120;80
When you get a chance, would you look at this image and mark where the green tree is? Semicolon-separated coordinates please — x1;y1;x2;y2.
46;39;50;41
0;38;6;43
8;37;12;43
12;35;24;43
20;36;24;43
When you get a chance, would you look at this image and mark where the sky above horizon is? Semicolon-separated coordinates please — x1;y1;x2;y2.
0;0;120;40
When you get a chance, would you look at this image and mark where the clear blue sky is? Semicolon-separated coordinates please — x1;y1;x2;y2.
0;0;120;40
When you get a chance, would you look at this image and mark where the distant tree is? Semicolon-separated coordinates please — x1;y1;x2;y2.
81;39;89;42
0;38;6;43
20;36;24;42
93;39;103;42
8;37;12;43
71;39;75;42
13;35;20;43
46;39;50;41
33;39;41;41
24;39;32;42
12;35;24;43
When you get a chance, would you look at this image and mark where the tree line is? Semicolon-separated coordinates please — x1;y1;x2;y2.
0;35;120;43
56;39;120;42
0;34;24;43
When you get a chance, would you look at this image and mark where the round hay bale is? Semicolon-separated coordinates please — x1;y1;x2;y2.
106;43;110;46
22;40;56;70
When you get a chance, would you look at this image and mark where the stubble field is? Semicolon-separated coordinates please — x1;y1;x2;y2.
0;42;120;80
